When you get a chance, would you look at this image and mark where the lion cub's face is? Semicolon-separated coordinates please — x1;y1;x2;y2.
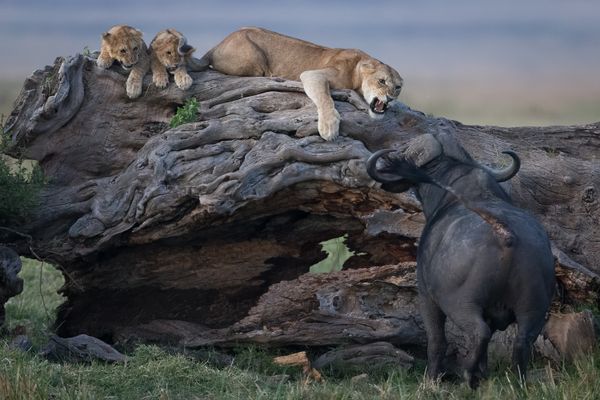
102;25;145;69
358;61;404;119
151;29;195;72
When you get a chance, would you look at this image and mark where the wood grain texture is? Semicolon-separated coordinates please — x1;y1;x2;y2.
2;55;598;357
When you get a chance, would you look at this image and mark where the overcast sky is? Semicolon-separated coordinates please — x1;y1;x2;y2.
1;0;599;124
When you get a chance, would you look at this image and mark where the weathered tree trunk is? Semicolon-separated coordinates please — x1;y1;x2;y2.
2;55;598;357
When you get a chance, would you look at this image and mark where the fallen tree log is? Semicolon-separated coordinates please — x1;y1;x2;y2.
1;54;598;358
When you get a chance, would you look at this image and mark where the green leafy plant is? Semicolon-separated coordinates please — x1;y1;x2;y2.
310;235;356;274
169;97;199;128
0;118;45;224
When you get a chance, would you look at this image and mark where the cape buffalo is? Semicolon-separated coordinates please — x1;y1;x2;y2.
367;130;555;387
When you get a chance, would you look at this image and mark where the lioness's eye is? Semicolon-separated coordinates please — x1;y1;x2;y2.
166;51;172;55
378;79;386;85
133;46;138;51
120;49;126;54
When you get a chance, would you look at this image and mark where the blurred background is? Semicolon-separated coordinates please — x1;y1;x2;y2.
1;0;599;126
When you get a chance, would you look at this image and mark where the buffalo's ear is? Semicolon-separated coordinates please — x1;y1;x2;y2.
381;180;413;193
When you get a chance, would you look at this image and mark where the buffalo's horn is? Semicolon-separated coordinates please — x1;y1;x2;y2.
178;35;194;55
485;150;521;182
366;149;405;183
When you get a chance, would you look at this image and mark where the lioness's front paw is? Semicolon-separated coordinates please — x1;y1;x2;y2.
153;73;169;89
126;77;143;99
318;109;341;141
175;73;193;90
96;56;113;69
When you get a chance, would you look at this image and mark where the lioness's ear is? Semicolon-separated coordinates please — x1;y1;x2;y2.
358;61;376;73
102;32;110;40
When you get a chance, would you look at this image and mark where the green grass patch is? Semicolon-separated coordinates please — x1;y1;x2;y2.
3;258;65;346
170;97;199;128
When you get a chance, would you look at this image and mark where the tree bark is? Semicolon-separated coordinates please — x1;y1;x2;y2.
2;54;598;356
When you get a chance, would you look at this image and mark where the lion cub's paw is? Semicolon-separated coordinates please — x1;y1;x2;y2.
318;109;341;141
96;56;113;69
175;72;193;90
153;73;169;89
126;76;143;99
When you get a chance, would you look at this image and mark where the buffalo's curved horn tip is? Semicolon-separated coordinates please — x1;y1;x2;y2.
366;149;404;183
487;150;521;182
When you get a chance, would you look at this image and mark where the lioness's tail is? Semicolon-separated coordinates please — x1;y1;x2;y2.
187;50;212;72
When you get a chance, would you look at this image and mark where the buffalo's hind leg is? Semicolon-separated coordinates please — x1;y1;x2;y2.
447;308;491;389
420;295;447;380
512;313;546;382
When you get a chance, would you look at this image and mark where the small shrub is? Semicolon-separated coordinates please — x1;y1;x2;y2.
170;97;199;128
0;118;45;224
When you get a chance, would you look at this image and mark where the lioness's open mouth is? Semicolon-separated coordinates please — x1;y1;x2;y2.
370;98;388;114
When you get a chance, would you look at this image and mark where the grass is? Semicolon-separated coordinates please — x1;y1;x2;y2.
0;259;599;399
3;258;65;346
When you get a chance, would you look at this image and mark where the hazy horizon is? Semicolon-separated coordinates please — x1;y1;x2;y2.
2;0;599;126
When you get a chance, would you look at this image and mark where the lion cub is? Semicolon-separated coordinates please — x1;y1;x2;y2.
96;25;150;99
150;29;196;90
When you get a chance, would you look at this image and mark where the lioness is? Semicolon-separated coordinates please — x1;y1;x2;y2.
199;27;404;141
150;29;196;90
96;25;150;99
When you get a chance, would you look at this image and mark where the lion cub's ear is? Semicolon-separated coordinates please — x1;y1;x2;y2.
178;36;196;56
130;27;144;39
101;31;115;46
